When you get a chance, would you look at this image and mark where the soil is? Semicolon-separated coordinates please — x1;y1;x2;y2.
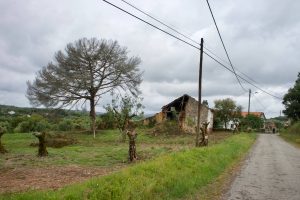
0;165;123;194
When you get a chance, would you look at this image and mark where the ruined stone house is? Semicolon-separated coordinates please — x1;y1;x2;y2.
144;94;214;134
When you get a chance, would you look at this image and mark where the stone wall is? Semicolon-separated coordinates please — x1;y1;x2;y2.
182;97;212;134
143;95;214;134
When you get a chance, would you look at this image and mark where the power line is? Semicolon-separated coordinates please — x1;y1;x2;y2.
102;0;200;50
253;94;267;111
120;0;200;46
205;0;246;92
102;0;283;100
120;0;260;87
203;51;283;100
203;47;260;85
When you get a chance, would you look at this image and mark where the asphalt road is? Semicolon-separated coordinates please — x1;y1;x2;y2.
225;134;300;200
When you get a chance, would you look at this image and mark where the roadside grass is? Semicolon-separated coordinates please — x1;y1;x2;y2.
280;122;300;147
1;133;256;200
0;129;230;168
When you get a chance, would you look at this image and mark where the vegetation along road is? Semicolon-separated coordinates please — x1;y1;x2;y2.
225;134;300;200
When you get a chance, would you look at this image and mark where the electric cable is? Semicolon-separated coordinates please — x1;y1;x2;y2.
102;0;283;100
205;0;246;91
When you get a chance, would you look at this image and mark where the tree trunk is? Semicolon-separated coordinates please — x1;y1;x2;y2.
233;122;239;134
33;132;48;157
127;130;138;162
0;131;7;154
90;98;96;139
199;122;209;146
120;119;129;142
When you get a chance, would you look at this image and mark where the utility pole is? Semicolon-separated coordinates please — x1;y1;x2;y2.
196;38;204;147
248;89;251;115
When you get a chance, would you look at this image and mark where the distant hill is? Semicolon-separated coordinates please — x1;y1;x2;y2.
0;104;87;118
269;116;288;121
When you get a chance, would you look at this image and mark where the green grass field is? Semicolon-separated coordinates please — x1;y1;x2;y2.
0;129;231;168
0;132;256;200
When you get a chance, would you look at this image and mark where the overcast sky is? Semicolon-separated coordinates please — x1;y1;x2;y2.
0;0;299;118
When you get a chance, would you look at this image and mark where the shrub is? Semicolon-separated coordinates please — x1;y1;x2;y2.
58;119;73;131
35;120;51;132
240;114;264;130
0;121;11;133
14;120;33;133
13;114;50;133
284;122;300;135
98;113;116;129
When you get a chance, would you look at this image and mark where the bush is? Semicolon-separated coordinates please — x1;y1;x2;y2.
240;114;264;130
14;120;33;133
0;121;11;133
71;116;90;130
284;122;300;134
58;119;74;131
35;120;51;132
98;114;116;129
10;116;27;130
151;121;185;135
13;114;50;133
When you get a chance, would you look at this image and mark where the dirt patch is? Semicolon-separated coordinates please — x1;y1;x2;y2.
150;121;186;135
0;165;123;194
30;133;77;148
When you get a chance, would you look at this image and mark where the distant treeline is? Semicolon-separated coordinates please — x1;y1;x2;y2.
0;104;87;118
0;104;144;134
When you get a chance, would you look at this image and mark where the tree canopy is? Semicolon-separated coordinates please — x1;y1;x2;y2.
27;38;143;137
283;72;300;121
214;98;242;129
240;114;264;130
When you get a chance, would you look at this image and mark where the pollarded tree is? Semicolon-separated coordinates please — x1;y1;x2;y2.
27;38;142;138
283;72;300;121
105;94;143;142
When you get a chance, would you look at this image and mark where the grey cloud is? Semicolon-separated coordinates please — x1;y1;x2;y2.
0;0;298;118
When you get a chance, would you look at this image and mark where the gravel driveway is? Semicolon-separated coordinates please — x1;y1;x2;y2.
225;134;300;200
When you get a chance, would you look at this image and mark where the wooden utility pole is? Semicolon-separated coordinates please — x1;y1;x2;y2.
196;38;204;147
248;89;251;115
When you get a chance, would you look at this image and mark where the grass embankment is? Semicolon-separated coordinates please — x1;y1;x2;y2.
2;133;256;200
280;122;300;147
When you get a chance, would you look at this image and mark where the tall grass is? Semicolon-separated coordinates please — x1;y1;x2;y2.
280;122;300;147
1;133;256;200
